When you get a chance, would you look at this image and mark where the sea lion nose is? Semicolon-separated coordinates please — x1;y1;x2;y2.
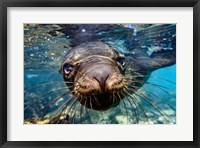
89;64;113;92
93;73;109;92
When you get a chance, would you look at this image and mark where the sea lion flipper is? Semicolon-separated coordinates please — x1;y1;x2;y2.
150;49;176;70
126;48;176;72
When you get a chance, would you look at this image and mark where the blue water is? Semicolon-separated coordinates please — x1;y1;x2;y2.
24;24;176;124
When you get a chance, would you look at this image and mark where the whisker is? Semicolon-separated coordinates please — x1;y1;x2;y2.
116;91;128;122
125;96;139;124
71;101;79;124
67;99;78;118
150;75;176;84
123;74;144;78
26;94;71;123
80;104;83;124
93;95;100;106
54;96;74;123
124;74;176;85
25;80;76;91
121;91;139;123
131;95;148;123
79;97;85;124
127;80;176;95
40;92;69;120
84;98;87;113
111;92;115;105
140;87;176;112
144;83;176;97
122;99;129;123
24;87;71;111
135;91;174;124
89;97;93;110
123;90;148;123
145;81;175;91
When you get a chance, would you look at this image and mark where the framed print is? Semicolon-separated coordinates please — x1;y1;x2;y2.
0;0;199;148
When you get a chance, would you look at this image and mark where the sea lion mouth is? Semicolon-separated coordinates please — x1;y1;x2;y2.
62;55;127;111
74;72;126;110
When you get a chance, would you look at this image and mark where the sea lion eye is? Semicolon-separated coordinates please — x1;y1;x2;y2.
63;64;75;75
116;57;126;67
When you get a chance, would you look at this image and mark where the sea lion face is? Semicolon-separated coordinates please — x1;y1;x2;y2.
60;42;127;111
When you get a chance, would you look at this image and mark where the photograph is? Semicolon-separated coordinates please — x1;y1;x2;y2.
24;24;176;124
1;0;199;147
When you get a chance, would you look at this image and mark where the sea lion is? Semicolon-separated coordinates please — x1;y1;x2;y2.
59;41;175;111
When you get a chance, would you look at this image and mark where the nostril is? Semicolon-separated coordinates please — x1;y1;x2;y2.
93;74;109;92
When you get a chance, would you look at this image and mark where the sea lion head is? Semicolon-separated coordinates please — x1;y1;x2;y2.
60;42;128;111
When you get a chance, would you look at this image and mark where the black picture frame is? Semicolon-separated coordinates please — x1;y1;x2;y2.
0;0;199;148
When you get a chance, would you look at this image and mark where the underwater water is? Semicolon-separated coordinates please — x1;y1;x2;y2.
24;24;176;124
